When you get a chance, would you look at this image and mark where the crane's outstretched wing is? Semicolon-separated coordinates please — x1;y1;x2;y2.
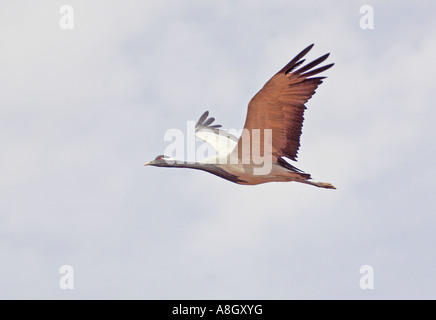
235;44;334;161
195;111;238;156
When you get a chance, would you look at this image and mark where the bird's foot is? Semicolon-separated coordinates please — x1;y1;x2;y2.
315;182;336;189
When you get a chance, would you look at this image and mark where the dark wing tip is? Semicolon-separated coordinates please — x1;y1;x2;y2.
195;111;223;130
293;51;333;75
301;63;334;78
195;111;209;128
305;43;315;52
280;45;335;78
280;44;315;75
203;117;215;126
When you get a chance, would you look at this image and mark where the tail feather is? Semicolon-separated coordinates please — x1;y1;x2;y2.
277;157;311;179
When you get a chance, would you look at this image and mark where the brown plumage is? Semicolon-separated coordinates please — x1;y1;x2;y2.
146;44;336;189
237;44;333;162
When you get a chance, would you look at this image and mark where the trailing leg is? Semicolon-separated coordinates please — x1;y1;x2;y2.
298;180;336;189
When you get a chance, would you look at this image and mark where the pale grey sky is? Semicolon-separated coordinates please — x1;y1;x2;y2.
1;0;435;299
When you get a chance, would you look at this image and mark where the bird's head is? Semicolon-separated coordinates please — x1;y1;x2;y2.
144;155;174;167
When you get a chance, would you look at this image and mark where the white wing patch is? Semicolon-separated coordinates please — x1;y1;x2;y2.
195;111;238;157
195;128;238;156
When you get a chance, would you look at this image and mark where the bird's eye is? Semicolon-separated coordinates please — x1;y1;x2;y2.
158;157;162;160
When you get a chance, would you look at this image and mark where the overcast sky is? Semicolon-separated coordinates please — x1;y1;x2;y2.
1;0;436;299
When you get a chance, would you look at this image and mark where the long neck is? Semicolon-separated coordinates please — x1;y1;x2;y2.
164;160;205;170
163;160;246;183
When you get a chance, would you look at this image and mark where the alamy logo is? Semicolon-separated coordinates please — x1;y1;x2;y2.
59;5;74;30
360;5;375;30
59;265;74;290
163;121;273;175
359;265;374;290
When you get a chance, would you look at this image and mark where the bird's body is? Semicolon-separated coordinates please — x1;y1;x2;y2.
146;44;336;189
212;162;305;186
151;155;333;188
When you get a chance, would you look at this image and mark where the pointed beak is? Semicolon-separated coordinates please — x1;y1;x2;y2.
144;162;152;166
